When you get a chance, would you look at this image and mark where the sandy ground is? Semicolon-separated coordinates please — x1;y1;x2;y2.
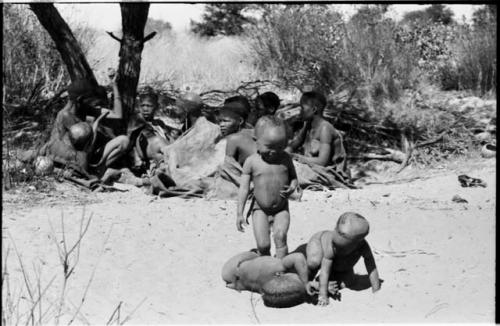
2;157;496;324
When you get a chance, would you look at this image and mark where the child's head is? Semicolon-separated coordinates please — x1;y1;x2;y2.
68;122;93;151
299;91;327;120
139;92;159;121
254;115;288;162
255;92;280;116
217;107;245;137
224;96;251;122
332;212;369;249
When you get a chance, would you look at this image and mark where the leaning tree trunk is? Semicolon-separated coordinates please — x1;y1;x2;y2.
110;3;155;121
29;3;97;84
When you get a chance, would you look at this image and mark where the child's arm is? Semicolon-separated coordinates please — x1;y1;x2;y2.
286;121;309;153
281;253;309;287
104;76;124;119
236;157;252;232
317;234;335;306
318;257;333;305
361;241;381;292
280;155;299;198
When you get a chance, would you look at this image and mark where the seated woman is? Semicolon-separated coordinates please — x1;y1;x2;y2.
286;91;351;188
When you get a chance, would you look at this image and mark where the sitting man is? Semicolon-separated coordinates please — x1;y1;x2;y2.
286;91;352;188
41;76;129;179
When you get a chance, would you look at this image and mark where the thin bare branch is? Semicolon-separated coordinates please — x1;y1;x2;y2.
143;31;157;43
106;31;122;43
120;297;147;325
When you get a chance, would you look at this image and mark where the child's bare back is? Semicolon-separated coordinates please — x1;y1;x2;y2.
306;212;380;306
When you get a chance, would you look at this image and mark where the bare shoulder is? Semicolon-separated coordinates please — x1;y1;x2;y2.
244;153;260;166
319;118;335;134
309;230;329;241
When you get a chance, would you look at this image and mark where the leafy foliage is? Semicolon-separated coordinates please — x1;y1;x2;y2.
402;4;455;26
190;4;253;37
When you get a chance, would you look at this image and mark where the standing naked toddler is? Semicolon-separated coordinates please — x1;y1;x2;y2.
237;116;298;258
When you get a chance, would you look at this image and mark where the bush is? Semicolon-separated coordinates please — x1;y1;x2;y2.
2;4;98;105
250;5;422;105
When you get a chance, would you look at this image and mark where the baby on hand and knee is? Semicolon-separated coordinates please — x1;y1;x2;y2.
236;116;298;259
306;212;381;306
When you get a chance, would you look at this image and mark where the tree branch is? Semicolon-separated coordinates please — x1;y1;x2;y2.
143;31;157;43
106;31;122;43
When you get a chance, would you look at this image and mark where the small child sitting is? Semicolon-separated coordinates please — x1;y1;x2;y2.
217;107;256;167
237;116;298;259
248;92;281;126
305;212;381;306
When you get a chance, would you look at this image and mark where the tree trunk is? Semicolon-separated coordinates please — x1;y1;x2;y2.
116;3;151;121
29;3;97;84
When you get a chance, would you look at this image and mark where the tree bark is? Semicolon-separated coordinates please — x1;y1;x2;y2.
116;3;151;121
29;3;97;84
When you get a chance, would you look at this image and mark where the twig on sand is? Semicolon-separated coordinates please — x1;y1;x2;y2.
47;208;93;325
250;293;261;324
425;302;449;318
106;301;123;325
68;221;115;326
120;296;148;325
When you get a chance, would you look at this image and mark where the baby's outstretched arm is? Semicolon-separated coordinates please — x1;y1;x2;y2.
361;241;381;292
236;158;252;232
318;257;333;305
282;253;309;291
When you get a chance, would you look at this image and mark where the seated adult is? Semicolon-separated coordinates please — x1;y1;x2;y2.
41;77;129;177
286;91;351;188
132;91;177;169
221;250;314;307
247;91;281;126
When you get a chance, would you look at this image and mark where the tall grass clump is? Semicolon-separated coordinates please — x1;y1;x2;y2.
88;31;264;93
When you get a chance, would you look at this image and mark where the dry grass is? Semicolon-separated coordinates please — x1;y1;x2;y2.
0;208;136;325
88;31;266;93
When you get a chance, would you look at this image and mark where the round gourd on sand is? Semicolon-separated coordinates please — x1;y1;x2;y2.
34;156;54;176
261;273;306;308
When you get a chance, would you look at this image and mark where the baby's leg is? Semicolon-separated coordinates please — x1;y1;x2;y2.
305;233;324;276
273;209;290;259
252;210;271;256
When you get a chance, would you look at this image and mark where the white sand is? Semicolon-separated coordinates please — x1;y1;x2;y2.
2;158;495;324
